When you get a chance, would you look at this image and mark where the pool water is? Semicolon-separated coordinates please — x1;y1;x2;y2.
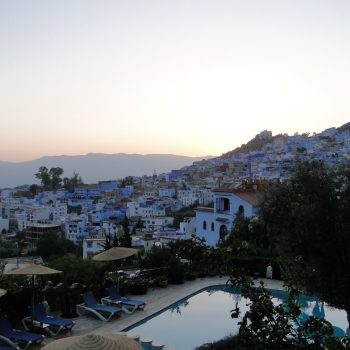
125;285;348;350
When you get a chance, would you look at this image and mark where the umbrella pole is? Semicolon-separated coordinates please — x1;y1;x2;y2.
31;274;34;329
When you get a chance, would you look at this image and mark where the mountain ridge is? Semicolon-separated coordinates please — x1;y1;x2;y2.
0;153;213;188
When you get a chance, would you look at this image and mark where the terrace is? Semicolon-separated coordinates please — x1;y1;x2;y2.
38;276;284;349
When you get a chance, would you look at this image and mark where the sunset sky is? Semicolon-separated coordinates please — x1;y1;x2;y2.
1;0;350;162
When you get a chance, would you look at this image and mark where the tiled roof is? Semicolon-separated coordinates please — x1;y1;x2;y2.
213;188;260;206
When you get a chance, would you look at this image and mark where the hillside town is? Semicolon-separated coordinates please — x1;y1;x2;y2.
1;124;350;257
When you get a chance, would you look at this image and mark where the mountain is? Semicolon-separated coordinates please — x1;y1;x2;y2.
0;153;212;188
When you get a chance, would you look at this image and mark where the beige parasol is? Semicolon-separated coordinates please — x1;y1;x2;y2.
5;264;62;276
41;333;142;350
5;264;62;327
0;288;7;297
92;247;138;262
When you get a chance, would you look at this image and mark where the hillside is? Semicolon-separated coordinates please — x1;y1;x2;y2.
221;130;278;158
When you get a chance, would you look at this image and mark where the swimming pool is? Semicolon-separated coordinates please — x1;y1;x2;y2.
124;285;348;350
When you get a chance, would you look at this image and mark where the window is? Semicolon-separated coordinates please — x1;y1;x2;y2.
87;242;92;248
217;197;230;211
238;205;244;215
223;199;229;211
211;222;214;231
219;225;228;240
203;221;207;230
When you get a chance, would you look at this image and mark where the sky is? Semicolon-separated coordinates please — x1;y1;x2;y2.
1;0;350;162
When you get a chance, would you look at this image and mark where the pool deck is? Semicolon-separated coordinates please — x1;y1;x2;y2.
39;277;284;347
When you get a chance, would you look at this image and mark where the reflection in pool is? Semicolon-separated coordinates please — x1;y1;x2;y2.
124;285;348;350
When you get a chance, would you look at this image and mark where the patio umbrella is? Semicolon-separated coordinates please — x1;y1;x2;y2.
93;247;138;289
41;333;142;350
5;264;61;328
92;247;138;262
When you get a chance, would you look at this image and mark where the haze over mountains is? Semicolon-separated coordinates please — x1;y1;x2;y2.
0;153;212;188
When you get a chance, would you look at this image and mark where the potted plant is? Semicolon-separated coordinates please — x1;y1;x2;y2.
127;277;148;295
156;275;168;288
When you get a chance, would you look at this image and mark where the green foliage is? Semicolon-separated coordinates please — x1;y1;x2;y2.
36;231;75;260
141;236;223;281
257;161;350;324
35;166;64;190
119;176;134;188
0;238;17;258
168;235;209;271
100;232;119;251
119;215;132;247
67;205;82;214
141;245;172;270
48;254;108;287
134;218;144;229
222;131;280;158
220;212;271;258
225;271;349;350
63;172;84;192
29;184;39;196
171;204;197;228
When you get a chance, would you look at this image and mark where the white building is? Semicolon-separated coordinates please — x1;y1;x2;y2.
158;188;176;198
0;189;16;199
0;218;9;233
22;205;51;223
1;197;21;209
195;188;259;246
14;210;27;231
50;201;67;222
141;217;174;231
178;217;195;238
177;189;201;206
82;237;104;258
127;202;166;218
65;214;89;243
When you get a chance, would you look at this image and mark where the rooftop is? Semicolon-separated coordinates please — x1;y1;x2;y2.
213;188;260;206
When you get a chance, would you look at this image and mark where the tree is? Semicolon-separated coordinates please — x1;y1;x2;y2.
36;231;75;260
119;176;133;188
49;167;64;190
171;204;197;229
100;232;119;251
218;272;349;350
63;172;84;192
258;161;350;326
29;184;39;196
35;166;64;190
119;215;132;247
35;166;51;189
135;218;144;229
49;254;108;287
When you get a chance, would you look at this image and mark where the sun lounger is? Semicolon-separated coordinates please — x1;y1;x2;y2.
29;302;74;336
102;286;146;314
0;335;21;350
0;314;44;350
77;292;122;322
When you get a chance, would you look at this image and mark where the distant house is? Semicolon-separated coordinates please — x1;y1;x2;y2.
74;185;101;198
82;237;104;259
195;188;259;246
